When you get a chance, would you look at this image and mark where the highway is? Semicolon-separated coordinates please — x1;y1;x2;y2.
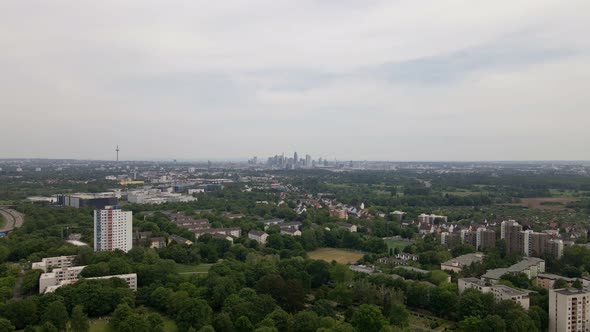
0;208;25;233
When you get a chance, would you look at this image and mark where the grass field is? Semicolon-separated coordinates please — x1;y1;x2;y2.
175;263;213;274
89;314;178;332
308;248;364;264
501;197;578;211
384;238;414;252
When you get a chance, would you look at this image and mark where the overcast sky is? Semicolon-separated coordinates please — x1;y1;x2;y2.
1;1;589;161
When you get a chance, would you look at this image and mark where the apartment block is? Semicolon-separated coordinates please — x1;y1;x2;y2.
94;206;133;253
549;288;590;332
32;255;77;272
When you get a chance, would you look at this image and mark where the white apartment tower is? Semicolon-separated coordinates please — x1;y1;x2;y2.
549;288;590;332
94;206;132;253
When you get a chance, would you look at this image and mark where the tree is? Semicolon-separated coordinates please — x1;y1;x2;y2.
480;315;506;332
528;306;548;332
553;279;569;289
146;313;165;332
176;299;212;331
235;316;254;332
43;300;69;331
0;318;15;332
40;322;58;332
292;311;320;332
70;305;89;332
213;312;234;332
458;316;481;331
388;303;409;327
3;298;39;329
351;304;387;332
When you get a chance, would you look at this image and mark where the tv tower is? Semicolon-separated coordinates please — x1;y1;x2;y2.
116;145;119;162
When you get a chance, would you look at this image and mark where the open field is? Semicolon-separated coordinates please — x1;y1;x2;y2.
175;263;213;274
308;248;364;264
443;190;487;197
500;197;578;211
384;238;414;252
89;314;178;332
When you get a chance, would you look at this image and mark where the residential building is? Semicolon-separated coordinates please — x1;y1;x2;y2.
32;255;77;272
45;273;138;294
440;253;485;273
329;209;348;220
248;230;269;244
150;237;166;249
94;206;133;253
459;278;530;310
280;228;301;236
476;228;496;250
482;257;545;283
536;273;577;289
501;220;523;255
549;288;590;332
336;222;357;232
262;219;285;230
418;213;447;224
440;232;461;247
194;227;241;239
169;234;193;246
547;239;565;259
522;230;549;257
39;266;86;293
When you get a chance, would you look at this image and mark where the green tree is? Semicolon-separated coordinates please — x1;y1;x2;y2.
43;300;69;331
388;303;409;327
0;318;15;332
528;306;548;332
235;316;254;332
3;298;39;329
213;312;234;332
70;305;89;332
41;322;58;332
292;311;320;332
553;279;569;289
350;304;387;332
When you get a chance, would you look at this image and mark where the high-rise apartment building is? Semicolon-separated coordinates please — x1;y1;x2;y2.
94;206;132;253
522;230;549;257
501;220;523;254
476;228;496;250
549;288;590;332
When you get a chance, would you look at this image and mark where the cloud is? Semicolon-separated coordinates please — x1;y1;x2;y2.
0;0;589;160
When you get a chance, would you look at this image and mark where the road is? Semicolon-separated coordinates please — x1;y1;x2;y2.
0;208;25;233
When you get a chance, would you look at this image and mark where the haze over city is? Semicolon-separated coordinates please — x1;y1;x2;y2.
2;0;590;161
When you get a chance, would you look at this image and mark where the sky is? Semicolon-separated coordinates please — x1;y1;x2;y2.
1;0;589;161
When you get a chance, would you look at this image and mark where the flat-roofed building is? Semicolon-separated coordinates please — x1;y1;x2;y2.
39;266;86;293
32;255;77;272
549;288;590;332
459;278;529;310
482;257;545;283
440;253;485;273
536;273;577;289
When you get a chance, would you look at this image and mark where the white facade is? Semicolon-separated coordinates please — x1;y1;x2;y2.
39;266;86;293
549;288;590;332
94;207;133;253
459;278;529;310
32;255;77;272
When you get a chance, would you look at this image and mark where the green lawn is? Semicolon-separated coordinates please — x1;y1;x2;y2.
384;238;413;252
89;315;178;332
175;263;213;274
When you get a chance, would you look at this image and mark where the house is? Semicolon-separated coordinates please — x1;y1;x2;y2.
169;234;193;246
150;237;166;249
330;209;349;220
248;230;269;244
194;227;242;239
279;222;302;231
262;219;285;230
377;254;419;266
280;228;302;236
336;222;357;232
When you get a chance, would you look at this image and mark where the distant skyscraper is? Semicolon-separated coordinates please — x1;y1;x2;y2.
293;152;298;166
94;206;132;253
116;145;119;162
305;154;311;167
